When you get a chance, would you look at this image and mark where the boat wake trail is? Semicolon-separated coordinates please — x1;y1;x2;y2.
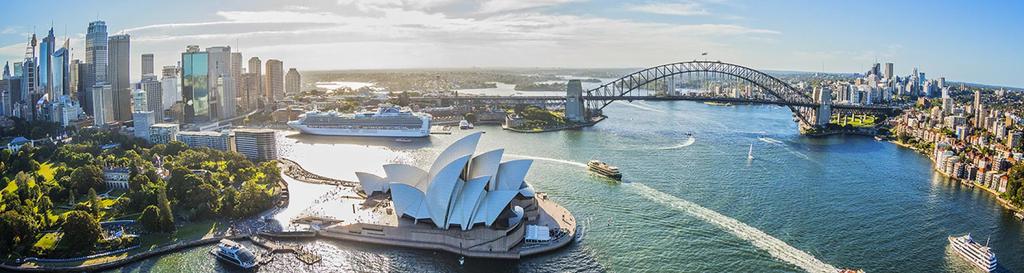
757;137;784;145
505;154;588;168
616;101;667;113
657;136;697;150
628;183;839;273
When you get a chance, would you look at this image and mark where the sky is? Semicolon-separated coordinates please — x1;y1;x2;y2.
1;0;1022;87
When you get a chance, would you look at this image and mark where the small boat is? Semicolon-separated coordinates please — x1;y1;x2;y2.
747;143;754;160
948;234;997;272
587;160;622;180
210;239;258;269
459;119;474;129
394;138;413;143
1014;212;1024;221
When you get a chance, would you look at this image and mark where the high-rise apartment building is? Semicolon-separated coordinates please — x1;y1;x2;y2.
285;68;300;95
141;53;154;76
234;129;276;161
264;59;283;107
92;84;112;126
108;34;131;121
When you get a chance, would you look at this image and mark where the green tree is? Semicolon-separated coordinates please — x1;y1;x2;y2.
70;165;105;194
1007;163;1024;203
138;205;162;232
156;188;175;232
0;211;39;255
190;183;220;218
36;196;53;228
220;187;239;218
60;211;102;253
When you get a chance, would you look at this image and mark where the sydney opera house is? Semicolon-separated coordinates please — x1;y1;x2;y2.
318;132;577;258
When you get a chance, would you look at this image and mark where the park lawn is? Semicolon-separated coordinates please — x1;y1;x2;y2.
38;162;56;182
134;220;225;253
32;232;62;253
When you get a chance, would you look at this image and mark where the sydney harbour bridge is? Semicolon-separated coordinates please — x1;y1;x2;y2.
412;61;900;133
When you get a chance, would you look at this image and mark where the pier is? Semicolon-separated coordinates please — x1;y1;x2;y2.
279;158;359;187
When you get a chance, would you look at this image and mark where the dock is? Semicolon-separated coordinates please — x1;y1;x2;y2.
249;236;322;265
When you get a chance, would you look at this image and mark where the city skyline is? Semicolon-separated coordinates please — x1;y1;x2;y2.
1;0;1023;88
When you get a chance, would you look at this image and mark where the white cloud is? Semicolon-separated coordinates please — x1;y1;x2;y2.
478;0;581;14
627;2;710;16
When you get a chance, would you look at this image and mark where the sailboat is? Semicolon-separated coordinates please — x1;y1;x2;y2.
747;143;754;160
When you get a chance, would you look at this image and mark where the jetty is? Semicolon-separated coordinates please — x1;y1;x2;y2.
279;158;359;187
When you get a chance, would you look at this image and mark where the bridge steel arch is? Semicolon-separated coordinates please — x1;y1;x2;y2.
585;61;817;126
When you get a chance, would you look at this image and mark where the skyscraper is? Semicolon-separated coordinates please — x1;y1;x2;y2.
231;52;242;99
141;74;163;121
974;89;983;127
38;28;55;101
2;62;9;80
285;68;300;95
247;57;262;107
264;59;283;107
181;45;209;123
884;62;893;80
141;53;154;76
93;84;112;126
20;34;38;119
207;46;235;119
239;73;258;111
69;59;79;95
108;34;131;121
160;65;180;111
86;21;108;117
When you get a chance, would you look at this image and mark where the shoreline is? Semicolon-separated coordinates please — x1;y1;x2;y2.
886;139;1023;214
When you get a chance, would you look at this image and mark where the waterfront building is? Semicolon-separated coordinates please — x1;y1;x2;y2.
233;129;276;161
149;123;179;144
264;59;283;107
285;68;300;95
181;45;210;123
141;53;154;76
356;132;536;230
178;130;232;151
108;34;131;121
103;167;131;190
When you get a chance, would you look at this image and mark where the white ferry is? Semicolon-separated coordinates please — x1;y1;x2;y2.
948;234;997;272
210;239;258;269
288;106;431;137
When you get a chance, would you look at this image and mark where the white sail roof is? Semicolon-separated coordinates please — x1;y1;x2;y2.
359;132;535;230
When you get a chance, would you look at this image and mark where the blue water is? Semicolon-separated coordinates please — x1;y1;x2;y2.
107;101;1024;273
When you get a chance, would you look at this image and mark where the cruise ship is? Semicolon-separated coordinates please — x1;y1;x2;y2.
210;239;258;269
948;234;997;272
288;106;431;137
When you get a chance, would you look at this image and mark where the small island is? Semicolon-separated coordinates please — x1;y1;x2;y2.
502;105;595;133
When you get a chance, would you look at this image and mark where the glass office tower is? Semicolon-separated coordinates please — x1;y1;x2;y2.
181;46;209;123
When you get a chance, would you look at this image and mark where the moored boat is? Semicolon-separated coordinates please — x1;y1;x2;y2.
210;239;258;269
948;234;997;272
587;160;622;180
287;106;431;137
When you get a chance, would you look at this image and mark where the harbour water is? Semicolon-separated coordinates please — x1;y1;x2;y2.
107;101;1024;273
